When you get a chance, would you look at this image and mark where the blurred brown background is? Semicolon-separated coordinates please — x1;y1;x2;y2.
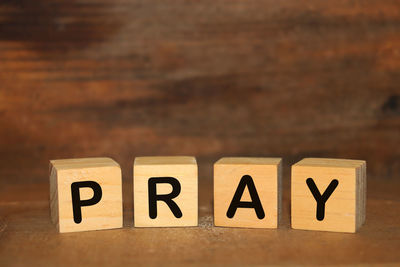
0;0;399;266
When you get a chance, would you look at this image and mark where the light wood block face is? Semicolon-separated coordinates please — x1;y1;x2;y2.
49;157;123;233
214;157;282;228
291;158;367;233
134;156;198;227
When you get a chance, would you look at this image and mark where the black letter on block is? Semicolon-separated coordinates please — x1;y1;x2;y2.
71;181;102;224
306;178;339;221
226;175;265;219
148;177;182;219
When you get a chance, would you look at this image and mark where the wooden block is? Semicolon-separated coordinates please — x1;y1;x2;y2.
49;157;123;233
291;158;367;233
214;157;282;228
133;156;198;227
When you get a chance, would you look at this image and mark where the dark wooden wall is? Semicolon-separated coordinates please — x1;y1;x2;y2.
1;0;399;187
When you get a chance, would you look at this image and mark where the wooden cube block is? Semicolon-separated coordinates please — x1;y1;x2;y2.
49;157;123;233
133;156;198;227
291;158;366;233
214;157;282;228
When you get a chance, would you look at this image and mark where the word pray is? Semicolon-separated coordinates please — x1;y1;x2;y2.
50;156;366;234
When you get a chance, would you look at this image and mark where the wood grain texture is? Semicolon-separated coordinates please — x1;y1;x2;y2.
0;0;399;264
134;156;198;227
214;157;282;228
50;157;123;232
0;0;399;191
291;158;366;233
1;177;400;266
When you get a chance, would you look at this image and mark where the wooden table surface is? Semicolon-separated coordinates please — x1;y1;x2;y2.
0;0;399;265
1;174;400;266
